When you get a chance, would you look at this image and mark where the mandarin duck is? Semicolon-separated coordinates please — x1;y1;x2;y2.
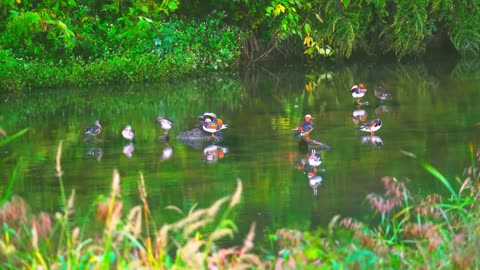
121;125;135;141
293;114;315;139
350;84;367;103
85;120;102;136
360;118;382;136
202;118;228;137
374;86;392;101
156;117;173;135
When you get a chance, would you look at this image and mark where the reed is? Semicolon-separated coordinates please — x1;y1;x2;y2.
2;135;480;268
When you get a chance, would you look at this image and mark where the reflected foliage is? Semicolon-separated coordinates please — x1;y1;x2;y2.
1;59;480;244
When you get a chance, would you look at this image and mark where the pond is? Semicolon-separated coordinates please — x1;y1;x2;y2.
1;56;480;245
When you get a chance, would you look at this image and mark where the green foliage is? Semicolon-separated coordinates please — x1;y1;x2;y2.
390;0;430;58
236;0;480;60
448;2;480;57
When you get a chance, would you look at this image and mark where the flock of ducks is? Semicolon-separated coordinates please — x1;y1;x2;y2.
84;113;228;142
294;83;392;195
83;83;392;195
83;112;229;161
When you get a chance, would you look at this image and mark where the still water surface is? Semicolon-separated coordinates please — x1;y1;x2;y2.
1;58;479;243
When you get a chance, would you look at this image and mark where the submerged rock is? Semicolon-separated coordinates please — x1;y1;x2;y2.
299;138;332;152
176;128;224;148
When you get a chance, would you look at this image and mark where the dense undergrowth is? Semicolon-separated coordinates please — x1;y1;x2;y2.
1;124;480;268
1;0;480;92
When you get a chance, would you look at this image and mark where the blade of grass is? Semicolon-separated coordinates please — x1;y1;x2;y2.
421;161;458;199
0;128;29;147
0;159;22;205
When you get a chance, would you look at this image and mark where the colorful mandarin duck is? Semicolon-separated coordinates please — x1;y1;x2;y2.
360;118;382;136
293;114;314;139
156;117;174;135
121;125;135;141
84;120;102;136
307;149;322;167
350;83;367;103
202;117;228;137
199;112;217;123
374;86;392;101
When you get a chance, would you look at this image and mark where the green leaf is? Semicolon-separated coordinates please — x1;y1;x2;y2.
304;23;311;35
168;1;178;11
0;128;29;148
141;5;149;14
343;0;350;8
67;0;77;7
422;161;458;199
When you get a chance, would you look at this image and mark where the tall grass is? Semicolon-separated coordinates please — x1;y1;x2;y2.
2;138;480;268
0;141;263;269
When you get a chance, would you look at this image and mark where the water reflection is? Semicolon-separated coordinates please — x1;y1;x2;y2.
160;144;173;161
2;59;480;241
123;143;135;158
203;145;228;163
86;146;103;161
361;135;384;149
352;108;367;125
375;105;392;116
307;149;322;167
297;149;326;196
308;175;323;196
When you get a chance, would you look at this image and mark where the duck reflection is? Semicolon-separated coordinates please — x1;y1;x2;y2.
160;145;174;161
352;108;367;125
123;142;135;158
203;145;228;163
375;104;393;117
307;149;322;167
296;149;326;196
361;135;384;149
86;146;103;161
308;175;323;196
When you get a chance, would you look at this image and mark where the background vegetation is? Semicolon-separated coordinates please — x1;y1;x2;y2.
1;0;479;91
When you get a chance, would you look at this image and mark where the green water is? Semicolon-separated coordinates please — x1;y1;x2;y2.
1;58;480;243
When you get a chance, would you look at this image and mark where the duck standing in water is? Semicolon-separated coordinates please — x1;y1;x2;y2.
350;84;367;103
360;118;382;136
121;125;135;141
202;118;228;138
374;86;392;101
293;114;315;139
85;120;102;136
156;117;174;135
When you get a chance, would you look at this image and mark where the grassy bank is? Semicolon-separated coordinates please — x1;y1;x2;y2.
1;134;480;268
